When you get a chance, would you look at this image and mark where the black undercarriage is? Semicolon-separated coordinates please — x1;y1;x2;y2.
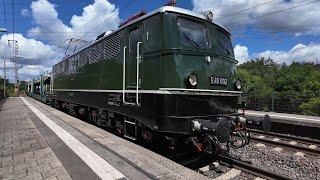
31;91;254;168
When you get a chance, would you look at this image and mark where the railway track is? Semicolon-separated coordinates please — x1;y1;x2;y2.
249;129;320;156
217;155;291;180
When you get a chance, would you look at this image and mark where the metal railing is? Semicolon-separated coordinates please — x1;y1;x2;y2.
241;93;311;114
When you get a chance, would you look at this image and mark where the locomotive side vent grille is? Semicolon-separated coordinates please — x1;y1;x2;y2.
59;62;64;76
79;51;88;67
89;43;101;64
53;64;60;77
64;60;69;75
74;54;81;70
69;57;77;75
104;33;120;59
55;62;63;77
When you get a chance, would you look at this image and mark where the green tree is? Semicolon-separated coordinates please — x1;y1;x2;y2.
237;58;320;115
299;97;320;116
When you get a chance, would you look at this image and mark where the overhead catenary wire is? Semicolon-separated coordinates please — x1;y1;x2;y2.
215;0;278;20
224;0;320;27
232;24;320;30
3;1;319;36
7;0;318;36
213;0;247;11
231;26;320;36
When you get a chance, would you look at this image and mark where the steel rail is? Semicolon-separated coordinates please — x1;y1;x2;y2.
217;155;291;180
248;129;320;145
250;137;320;156
248;129;320;155
249;137;320;156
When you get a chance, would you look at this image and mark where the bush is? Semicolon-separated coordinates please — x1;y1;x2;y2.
299;97;320;116
238;58;320;115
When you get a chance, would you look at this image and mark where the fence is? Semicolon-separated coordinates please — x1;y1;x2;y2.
241;93;310;114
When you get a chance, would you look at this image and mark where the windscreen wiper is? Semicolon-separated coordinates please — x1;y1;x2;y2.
182;31;200;49
218;39;231;55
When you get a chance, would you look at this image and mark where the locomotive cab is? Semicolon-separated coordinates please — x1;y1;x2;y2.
129;7;256;163
141;7;270;162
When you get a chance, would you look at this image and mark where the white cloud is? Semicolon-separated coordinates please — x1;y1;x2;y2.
192;0;320;36
234;44;249;64
21;8;30;17
0;33;62;82
233;43;320;64
19;65;51;81
0;59;15;69
255;43;320;64
0;59;53;82
28;0;120;46
0;33;61;65
0;0;120;82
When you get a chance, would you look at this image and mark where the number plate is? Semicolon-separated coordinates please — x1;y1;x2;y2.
209;76;228;86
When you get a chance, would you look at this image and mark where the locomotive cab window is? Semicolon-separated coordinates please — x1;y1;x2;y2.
177;18;210;49
216;28;234;57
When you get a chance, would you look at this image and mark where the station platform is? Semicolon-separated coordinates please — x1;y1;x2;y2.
0;97;208;180
242;109;320;128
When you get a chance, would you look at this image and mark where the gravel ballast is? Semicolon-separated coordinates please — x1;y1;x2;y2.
229;143;320;179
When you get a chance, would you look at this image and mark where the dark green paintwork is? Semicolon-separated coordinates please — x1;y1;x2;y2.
53;12;238;92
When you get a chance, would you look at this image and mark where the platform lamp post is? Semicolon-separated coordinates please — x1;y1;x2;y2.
0;28;7;98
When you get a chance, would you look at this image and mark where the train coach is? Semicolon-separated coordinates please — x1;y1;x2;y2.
27;6;270;167
27;71;52;103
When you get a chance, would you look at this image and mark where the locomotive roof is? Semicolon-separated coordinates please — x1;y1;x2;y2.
59;6;229;63
118;6;230;33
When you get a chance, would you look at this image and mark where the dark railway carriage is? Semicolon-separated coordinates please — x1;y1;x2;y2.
45;6;267;167
27;72;52;103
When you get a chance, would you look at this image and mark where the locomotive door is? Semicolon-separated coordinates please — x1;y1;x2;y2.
122;27;143;106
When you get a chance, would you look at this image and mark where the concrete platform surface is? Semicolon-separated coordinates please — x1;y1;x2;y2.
241;109;320;128
0;97;208;180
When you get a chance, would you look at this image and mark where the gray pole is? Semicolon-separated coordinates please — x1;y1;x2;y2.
8;40;19;97
0;28;7;98
15;41;19;97
3;58;6;98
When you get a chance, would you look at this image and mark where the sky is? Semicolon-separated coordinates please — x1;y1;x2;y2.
1;0;320;82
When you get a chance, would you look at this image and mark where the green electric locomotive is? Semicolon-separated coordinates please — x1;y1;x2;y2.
28;6;270;167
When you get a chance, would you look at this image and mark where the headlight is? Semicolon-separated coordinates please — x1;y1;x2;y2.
235;80;242;90
188;74;198;86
